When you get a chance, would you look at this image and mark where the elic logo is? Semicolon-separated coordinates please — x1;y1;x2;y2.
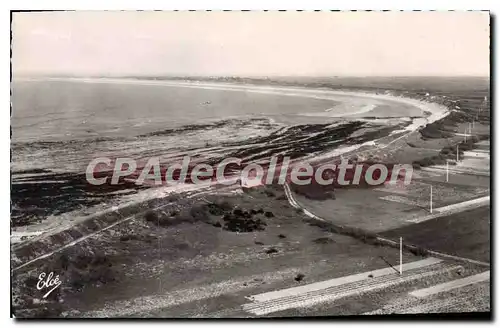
36;272;62;298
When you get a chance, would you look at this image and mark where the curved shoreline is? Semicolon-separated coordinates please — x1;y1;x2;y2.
51;77;451;164
15;77;450;126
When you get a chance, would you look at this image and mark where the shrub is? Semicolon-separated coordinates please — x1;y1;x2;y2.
264;211;274;218
144;210;158;223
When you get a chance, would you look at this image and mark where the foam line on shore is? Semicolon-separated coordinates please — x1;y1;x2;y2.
21;77;449;124
19;77;451;166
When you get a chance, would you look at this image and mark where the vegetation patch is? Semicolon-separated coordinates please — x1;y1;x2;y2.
221;210;267;232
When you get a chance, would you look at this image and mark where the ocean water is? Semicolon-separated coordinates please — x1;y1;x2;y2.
12;79;339;143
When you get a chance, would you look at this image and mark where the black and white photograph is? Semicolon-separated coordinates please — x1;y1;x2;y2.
10;10;491;319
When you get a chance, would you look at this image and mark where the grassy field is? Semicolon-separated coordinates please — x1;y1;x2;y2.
12;185;426;318
380;206;490;263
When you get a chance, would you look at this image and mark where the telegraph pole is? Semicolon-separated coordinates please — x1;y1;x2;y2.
430;185;433;214
400;237;403;275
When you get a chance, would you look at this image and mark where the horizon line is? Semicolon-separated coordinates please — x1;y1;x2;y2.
12;73;490;79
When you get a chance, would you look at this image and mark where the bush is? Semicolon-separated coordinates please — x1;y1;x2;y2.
413;154;447;168
265;247;278;254
144;210;158;223
294;273;305;282
189;204;210;222
313;237;335;244
222;214;267;232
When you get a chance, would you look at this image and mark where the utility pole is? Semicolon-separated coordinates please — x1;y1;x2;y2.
430;185;433;214
446;160;449;182
400;237;403;276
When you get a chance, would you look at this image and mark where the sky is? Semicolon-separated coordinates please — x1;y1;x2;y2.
12;11;490;77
